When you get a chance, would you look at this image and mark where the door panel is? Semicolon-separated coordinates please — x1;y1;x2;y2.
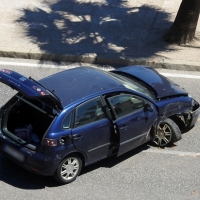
107;94;157;156
72;119;113;164
116;108;157;156
71;97;114;164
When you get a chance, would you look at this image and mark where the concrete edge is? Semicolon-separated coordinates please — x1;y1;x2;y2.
0;50;200;71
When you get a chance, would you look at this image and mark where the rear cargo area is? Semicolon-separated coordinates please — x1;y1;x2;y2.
3;96;56;145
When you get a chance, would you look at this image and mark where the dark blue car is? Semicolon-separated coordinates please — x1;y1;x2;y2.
0;66;199;184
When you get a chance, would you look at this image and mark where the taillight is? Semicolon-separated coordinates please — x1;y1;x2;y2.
33;86;47;96
42;138;57;146
2;69;12;74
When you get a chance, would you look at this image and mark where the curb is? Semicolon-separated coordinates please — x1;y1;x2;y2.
0;50;200;71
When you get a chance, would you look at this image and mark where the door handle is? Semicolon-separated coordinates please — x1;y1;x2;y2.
97;123;107;128
119;125;127;130
71;134;83;140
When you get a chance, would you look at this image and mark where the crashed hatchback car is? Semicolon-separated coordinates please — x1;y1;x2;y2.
0;66;199;184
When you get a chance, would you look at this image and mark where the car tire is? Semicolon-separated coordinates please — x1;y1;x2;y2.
153;118;182;147
53;155;82;184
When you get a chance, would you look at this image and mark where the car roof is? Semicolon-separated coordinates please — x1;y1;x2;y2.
39;67;125;107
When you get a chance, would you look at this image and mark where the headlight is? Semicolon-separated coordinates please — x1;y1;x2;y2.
191;99;195;106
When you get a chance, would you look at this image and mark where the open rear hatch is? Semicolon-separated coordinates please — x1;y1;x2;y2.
0;69;63;110
0;69;62;150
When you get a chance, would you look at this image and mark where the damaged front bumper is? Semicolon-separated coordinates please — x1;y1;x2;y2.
188;101;200;128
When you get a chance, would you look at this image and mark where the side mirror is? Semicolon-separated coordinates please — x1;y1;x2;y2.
145;103;153;112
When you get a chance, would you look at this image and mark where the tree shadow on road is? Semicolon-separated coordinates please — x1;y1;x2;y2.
16;0;173;63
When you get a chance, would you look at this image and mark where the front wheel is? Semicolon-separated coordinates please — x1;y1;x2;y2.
153;118;182;147
54;155;82;184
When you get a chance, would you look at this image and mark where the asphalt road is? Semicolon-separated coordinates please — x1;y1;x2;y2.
0;58;200;200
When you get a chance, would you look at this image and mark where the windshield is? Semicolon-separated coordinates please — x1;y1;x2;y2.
108;72;155;99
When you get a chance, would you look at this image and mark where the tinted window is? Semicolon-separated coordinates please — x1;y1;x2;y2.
108;94;144;118
75;97;105;127
63;112;73;129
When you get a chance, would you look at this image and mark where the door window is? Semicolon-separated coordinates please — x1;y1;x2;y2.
75;97;105;127
108;94;144;118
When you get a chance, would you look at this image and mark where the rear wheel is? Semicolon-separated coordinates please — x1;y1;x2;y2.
153;118;182;147
54;155;82;184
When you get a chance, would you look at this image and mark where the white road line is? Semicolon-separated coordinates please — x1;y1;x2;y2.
160;73;200;79
0;60;200;78
144;148;200;157
0;61;73;69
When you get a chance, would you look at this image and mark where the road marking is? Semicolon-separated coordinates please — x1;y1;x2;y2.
0;61;75;69
0;60;200;78
160;73;200;79
144;148;200;157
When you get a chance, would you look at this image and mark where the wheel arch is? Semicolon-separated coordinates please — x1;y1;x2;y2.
168;115;185;131
151;117;182;147
61;151;86;167
53;151;84;184
149;115;183;139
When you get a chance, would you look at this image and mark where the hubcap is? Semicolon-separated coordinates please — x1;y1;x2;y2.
61;157;79;180
153;123;172;146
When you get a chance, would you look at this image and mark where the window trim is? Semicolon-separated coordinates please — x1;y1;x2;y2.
74;96;106;128
62;110;74;130
107;94;145;119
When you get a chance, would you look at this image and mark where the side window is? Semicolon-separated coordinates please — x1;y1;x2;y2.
63;112;73;129
75;97;105;128
108;94;144;118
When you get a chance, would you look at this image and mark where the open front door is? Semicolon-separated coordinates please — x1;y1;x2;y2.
107;94;157;156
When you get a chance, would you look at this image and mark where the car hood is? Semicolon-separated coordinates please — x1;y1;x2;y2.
113;66;188;99
0;69;63;110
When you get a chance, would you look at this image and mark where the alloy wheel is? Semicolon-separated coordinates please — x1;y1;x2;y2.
60;157;80;181
153;123;172;146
